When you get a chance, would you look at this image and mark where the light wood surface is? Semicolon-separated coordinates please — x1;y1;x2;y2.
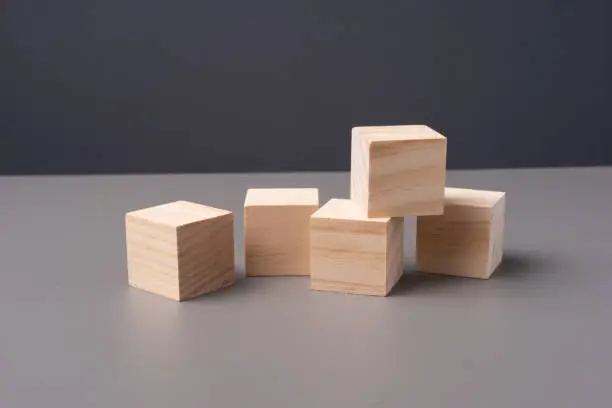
244;188;319;206
126;201;235;301
350;124;447;217
244;188;319;276
310;199;404;296
127;200;231;227
416;187;506;279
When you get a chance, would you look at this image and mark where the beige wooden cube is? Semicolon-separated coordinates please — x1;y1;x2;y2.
125;201;235;301
310;199;404;296
417;188;506;279
244;188;319;276
350;124;447;217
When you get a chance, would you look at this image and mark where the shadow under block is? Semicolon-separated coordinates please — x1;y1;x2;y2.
416;188;506;279
310;199;404;296
244;188;319;276
350;125;447;217
125;201;235;301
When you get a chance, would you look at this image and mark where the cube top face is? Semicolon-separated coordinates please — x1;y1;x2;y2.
441;188;505;223
445;187;505;208
244;188;319;207
352;124;446;143
311;199;390;224
127;200;231;228
351;125;447;218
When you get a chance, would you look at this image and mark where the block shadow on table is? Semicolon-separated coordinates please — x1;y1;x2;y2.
182;250;557;301
391;249;556;296
185;266;312;303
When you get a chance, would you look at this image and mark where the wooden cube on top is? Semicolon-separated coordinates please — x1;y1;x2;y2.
244;188;319;276
351;125;447;217
126;200;235;301
417;188;506;279
310;199;404;296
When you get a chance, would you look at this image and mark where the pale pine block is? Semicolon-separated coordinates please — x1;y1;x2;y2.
310;199;404;296
244;188;319;276
126;200;235;301
350;124;447;217
416;188;506;279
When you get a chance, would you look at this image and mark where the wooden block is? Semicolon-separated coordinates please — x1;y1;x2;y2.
416;188;506;279
244;188;319;276
125;201;235;301
350;124;447;217
310;199;404;296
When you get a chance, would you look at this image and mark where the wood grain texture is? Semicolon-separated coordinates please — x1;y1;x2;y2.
244;188;319;276
310;199;404;296
416;188;506;279
350;125;447;217
126;201;235;301
386;213;405;294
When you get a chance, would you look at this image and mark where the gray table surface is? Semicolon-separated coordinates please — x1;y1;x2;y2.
1;167;611;408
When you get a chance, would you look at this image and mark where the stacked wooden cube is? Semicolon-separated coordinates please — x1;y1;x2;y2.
125;125;506;300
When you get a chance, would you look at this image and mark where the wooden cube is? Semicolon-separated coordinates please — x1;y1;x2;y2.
125;201;235;301
350;124;447;217
310;199;404;296
417;188;506;279
244;188;319;276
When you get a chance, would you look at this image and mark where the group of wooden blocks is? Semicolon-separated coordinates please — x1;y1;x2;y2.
125;125;506;301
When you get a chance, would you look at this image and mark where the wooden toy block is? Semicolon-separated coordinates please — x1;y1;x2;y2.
244;188;319;276
416;188;506;279
350;124;447;217
310;199;404;296
125;201;235;301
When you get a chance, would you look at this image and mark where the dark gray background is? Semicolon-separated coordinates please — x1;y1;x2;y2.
2;0;611;175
